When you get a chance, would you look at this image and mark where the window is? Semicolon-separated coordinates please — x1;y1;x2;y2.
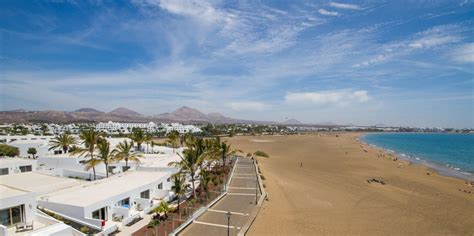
167;177;170;182
117;198;130;208
157;183;163;190
92;207;107;220
19;165;32;172
0;205;24;226
0;168;8;176
140;190;150;199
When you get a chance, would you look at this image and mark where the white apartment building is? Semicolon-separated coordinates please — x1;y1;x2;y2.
96;121;202;134
164;123;202;134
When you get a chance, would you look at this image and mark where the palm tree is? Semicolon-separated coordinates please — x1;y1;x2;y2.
130;128;145;152
171;172;187;215
219;141;238;169
150;140;156;154
200;169;211;200
154;201;172;219
166;131;180;154
71;129;101;180
171;147;203;198
112;140;142;171
96;138;113;178
48;133;78;154
145;135;153;154
84;158;101;181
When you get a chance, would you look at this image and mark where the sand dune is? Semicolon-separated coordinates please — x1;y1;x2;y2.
227;133;474;235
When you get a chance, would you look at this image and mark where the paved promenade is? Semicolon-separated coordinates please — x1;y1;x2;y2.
180;158;261;236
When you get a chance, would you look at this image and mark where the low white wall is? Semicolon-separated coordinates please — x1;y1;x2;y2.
134;198;152;210
30;223;73;236
0;225;7;236
54;168;106;180
111;206;129;218
38;156;107;175
38;200;84;223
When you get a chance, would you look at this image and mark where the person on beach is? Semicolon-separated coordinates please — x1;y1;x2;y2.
300;162;302;167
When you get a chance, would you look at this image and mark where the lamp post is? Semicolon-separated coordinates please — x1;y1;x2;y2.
226;211;231;236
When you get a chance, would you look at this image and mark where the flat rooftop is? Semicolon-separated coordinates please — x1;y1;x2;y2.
0;185;30;199
0;157;37;165
138;153;182;168
0;172;82;195
42;170;170;207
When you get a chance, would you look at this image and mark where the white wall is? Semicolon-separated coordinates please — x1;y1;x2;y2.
0;192;36;224
38;156;107;175
0;159;37;175
83;173;171;222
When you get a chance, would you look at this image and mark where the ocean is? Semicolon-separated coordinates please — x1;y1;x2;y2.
361;133;474;180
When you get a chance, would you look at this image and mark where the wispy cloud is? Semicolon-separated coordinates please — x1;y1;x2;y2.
229;101;267;111
450;43;474;63
328;2;362;10
318;9;339;16
285;90;369;106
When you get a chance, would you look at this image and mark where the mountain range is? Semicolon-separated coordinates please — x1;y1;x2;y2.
0;106;309;125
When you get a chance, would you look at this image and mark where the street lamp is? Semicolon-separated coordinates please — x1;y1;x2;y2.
226;211;231;236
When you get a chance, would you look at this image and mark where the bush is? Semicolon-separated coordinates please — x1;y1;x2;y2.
0;144;20;157
260;174;266;180
254;151;269;158
80;226;90;233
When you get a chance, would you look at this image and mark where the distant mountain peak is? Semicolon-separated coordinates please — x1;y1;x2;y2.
75;108;103;113
108;107;141;116
284;118;302;124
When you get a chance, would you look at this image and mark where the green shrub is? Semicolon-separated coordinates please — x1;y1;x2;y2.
254;151;269;158
0;144;20;157
260;174;266;180
80;226;90;233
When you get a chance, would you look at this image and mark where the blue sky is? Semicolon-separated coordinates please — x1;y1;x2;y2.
1;0;473;128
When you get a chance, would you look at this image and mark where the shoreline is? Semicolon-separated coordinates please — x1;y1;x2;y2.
358;132;474;182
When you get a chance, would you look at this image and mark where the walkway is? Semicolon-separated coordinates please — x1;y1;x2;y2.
179;158;261;236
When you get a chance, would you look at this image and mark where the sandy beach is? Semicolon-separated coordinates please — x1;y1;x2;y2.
226;133;474;235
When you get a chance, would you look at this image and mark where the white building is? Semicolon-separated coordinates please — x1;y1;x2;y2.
0;185;75;236
0;135;54;158
0;170;173;234
0;158;37;176
96;121;202;134
164;123;202;134
96;121;160;134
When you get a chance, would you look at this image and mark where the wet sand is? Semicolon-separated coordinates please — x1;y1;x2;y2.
226;133;474;235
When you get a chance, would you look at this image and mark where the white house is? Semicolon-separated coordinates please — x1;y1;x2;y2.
38;170;173;231
0;170;173;233
0;185;74;236
0;135;54;158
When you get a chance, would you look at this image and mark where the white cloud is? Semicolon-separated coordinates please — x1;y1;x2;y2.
318;9;339;16
229;101;267;111
328;2;362;10
285;90;369;106
408;24;462;49
450;43;474;63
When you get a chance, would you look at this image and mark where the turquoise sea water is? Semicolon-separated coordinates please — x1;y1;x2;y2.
361;133;474;179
